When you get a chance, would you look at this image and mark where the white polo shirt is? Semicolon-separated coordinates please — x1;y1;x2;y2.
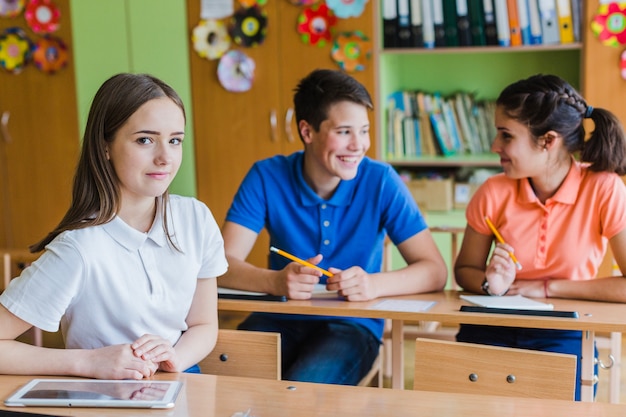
0;195;228;349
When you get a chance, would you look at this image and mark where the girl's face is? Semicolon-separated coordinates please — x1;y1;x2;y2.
491;106;547;178
107;97;185;205
301;100;370;188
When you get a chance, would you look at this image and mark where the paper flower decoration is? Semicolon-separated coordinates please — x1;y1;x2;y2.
288;0;321;5
326;0;369;18
217;50;256;93
229;5;268;47
331;31;371;72
32;34;67;73
192;19;231;61
0;27;33;74
0;0;25;17
591;2;626;47
297;3;337;47
239;0;267;6
622;49;626;80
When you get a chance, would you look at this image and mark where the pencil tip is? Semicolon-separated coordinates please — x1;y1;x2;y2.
516;263;523;270
269;246;278;252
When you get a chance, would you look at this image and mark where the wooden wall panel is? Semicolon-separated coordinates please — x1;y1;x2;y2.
0;0;79;249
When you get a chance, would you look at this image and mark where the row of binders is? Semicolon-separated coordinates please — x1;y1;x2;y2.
382;0;582;48
386;90;497;159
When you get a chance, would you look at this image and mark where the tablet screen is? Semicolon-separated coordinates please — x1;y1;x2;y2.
4;379;183;409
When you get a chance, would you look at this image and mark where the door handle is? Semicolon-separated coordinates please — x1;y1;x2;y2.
270;109;277;142
285;107;294;143
1;111;11;143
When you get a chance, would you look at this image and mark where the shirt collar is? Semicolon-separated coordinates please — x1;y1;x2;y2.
102;197;167;251
519;159;583;205
294;151;358;207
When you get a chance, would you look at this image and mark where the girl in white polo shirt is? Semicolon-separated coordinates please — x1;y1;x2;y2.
0;73;228;379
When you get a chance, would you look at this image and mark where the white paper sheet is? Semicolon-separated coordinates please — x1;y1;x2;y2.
460;294;554;310
369;299;437;312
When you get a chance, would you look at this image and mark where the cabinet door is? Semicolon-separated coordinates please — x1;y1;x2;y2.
0;0;79;249
189;3;375;267
581;0;626;278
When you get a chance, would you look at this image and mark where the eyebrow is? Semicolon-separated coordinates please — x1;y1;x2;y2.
132;130;185;136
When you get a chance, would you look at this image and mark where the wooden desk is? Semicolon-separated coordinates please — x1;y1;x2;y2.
1;373;625;416
219;290;626;401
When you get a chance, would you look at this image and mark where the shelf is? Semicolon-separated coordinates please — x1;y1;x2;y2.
380;43;583;55
387;154;501;168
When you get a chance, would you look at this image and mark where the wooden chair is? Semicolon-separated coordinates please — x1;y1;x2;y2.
1;248;43;346
413;338;577;400
198;329;281;380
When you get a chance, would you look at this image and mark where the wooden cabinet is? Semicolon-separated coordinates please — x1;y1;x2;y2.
0;0;79;249
187;2;375;266
581;0;626;277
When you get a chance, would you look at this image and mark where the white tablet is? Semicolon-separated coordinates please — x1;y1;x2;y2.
4;379;183;409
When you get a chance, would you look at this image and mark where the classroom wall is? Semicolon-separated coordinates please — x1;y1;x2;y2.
70;0;196;196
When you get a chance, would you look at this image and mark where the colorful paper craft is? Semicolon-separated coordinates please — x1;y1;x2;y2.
217;50;255;92
326;0;368;18
229;5;268;47
0;0;25;18
239;0;267;6
192;19;231;60
288;0;321;5
0;27;33;73
331;31;371;72
591;2;626;47
297;3;337;47
32;34;67;73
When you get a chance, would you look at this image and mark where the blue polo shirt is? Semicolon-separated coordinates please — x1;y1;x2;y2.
226;151;427;339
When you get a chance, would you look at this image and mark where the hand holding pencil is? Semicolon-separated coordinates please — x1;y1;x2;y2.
270;246;334;277
484;216;522;270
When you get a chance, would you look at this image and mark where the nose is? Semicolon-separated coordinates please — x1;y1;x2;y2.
349;131;369;151
490;136;501;153
155;143;173;165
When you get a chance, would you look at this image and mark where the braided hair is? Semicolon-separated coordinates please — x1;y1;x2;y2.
496;74;626;175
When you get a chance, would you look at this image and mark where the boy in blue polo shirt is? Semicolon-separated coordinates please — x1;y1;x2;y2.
219;69;447;385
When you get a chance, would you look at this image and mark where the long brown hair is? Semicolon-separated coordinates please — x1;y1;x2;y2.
30;73;186;252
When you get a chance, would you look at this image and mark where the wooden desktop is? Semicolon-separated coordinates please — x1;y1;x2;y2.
218;290;626;401
1;373;625;416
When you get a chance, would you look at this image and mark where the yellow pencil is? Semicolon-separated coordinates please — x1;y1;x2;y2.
269;246;334;277
484;216;523;270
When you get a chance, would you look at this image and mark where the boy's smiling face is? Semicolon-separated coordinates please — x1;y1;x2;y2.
300;100;370;197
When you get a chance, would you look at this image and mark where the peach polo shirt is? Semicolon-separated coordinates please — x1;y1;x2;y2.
466;161;626;280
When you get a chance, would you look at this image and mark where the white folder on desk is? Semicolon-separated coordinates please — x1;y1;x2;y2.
460;294;554;310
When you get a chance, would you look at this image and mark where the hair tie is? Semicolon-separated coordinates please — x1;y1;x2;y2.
584;105;594;118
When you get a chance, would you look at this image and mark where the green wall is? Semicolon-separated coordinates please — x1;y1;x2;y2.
70;0;196;196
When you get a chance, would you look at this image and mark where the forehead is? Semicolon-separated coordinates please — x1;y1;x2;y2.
495;107;525;130
123;98;184;127
324;101;369;125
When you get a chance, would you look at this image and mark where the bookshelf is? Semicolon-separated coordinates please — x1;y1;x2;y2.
375;47;582;161
374;3;584;276
374;4;583;215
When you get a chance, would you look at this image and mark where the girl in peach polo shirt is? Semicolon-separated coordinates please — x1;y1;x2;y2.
454;74;626;401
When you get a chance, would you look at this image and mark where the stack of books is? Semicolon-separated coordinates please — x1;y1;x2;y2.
382;0;582;48
386;90;496;160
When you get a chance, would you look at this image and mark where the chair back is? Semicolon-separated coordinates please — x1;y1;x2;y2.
413;338;577;400
199;329;281;380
